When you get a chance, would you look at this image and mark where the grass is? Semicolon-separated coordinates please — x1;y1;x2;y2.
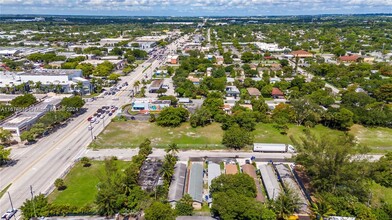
90;120;392;152
0;183;11;199
48;161;129;206
370;182;392;206
90;121;224;149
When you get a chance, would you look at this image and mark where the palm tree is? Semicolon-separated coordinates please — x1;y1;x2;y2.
311;200;336;220
159;162;174;183
273;187;300;220
164;154;178;167
133;80;140;94
165;143;179;155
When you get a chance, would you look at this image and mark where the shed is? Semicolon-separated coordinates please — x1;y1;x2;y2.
168;163;187;206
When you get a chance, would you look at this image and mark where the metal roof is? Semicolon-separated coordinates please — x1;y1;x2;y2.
187;162;204;203
259;164;282;200
168;163;187;203
207;162;221;188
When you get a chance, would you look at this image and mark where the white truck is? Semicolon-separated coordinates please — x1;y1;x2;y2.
253;143;296;153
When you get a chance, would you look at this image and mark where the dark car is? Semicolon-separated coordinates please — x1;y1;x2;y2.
130;116;136;120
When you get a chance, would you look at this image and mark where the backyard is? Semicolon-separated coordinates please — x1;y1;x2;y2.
48;161;129;207
90;121;392;152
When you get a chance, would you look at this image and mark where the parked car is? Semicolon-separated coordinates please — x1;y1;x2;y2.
100;114;105;119
108;112;113;116
88;125;93;130
87;116;93;121
90;117;96;123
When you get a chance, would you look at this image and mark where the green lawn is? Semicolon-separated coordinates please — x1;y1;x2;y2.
90;121;225;149
48;161;129;206
90;120;392;152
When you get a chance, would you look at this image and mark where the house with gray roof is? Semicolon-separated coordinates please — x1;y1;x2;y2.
168;163;187;207
187;162;204;209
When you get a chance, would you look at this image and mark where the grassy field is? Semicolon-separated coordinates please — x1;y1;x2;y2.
91;121;224;149
91;121;392;152
48;161;129;206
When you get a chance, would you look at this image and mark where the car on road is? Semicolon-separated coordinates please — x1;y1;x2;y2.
109;112;113;116
90;117;96;123
1;209;18;220
95;119;100;124
88;125;93;130
87;116;93;121
100;114;105;119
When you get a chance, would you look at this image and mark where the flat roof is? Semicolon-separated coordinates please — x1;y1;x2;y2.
168;163;187;203
208;162;221;188
259;164;282;200
225;164;238;175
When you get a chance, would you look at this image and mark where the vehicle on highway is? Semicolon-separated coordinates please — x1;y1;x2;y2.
88;125;93;130
253;143;296;153
100;114;105;119
87;116;93;121
1;209;18;220
109;112;113;116
90;117;96;123
95;119;100;124
112;97;119;100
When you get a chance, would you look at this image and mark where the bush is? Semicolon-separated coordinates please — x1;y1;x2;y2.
80;157;91;167
54;178;66;190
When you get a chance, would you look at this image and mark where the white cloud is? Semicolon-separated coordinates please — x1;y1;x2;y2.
0;0;391;15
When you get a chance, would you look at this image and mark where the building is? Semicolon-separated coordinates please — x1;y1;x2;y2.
131;98;171;112
259;164;282;200
99;37;130;46
0;69;91;93
0;96;64;136
254;42;288;52
168;163;187;207
167;55;179;64
187;76;201;85
291;50;313;58
79;59;125;70
271;87;284;99
339;55;360;63
149;79;164;93
207;162;221;191
138;159;163;192
187;163;204;209
247;87;261;99
242;164;266;203
225;164;238;174
225;86;240;98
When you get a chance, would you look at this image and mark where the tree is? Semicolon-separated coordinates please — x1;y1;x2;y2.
165;143;179;155
190;107;212;128
76;63;95;78
311;200;336;220
176;194;193;216
20;194;49;219
210;173;257;198
94;61;114;76
0;146;11;165
54;178;66;190
80;157;91;167
0;128;12;145
241;51;254;63
159;161;175;184
133;80;141;94
371;152;392;187
272;188;300;220
60;96;85;113
108;73;121;82
144;201;175;220
20;130;36;142
222;124;253;149
10;94;36;108
156;107;189;127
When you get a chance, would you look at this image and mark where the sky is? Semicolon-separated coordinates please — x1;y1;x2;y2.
1;0;392;16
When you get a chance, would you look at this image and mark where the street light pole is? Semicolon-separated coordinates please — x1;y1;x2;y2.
89;122;94;141
30;185;37;218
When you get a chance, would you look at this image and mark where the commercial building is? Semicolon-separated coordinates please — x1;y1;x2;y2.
0;69;91;93
187;163;204;209
148;79;164;93
130;98;171;112
0;96;64;136
168;163;187;207
99;37;130;46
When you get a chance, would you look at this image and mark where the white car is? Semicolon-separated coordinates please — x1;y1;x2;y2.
100;114;105;119
90;117;96;123
88;125;93;130
95;119;100;124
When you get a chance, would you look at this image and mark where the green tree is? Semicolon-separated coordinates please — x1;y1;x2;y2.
156;107;189;127
241;51;254;63
165;143;179;155
60;96;85;113
175;194;193;216
20;194;49;219
210;173;257;198
76;63;95;78
190;107;212;128
80;157;91;167
54;178;66;190
10;94;37;108
311;200;336;220
371;152;392;187
20;130;36;142
0;128;12;145
0;145;11;165
222;124;253;149
94;61;114;76
144;201;175;220
272;188;300;220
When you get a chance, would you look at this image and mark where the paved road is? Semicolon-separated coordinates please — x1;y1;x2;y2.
0;35;187;216
84;148;384;162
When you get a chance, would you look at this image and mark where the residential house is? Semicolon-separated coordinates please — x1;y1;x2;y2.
339;55;360;63
271;87;284;99
187;163;204;209
247;87;261;99
225;86;240;99
291;50;313;58
242;164;266;203
168;163;187;207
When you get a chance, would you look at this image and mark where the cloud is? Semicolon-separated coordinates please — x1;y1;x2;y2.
0;0;391;15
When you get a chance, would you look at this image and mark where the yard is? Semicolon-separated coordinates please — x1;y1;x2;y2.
90;121;392;152
48;161;129;207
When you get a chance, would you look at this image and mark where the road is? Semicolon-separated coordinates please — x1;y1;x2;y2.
0;35;187;216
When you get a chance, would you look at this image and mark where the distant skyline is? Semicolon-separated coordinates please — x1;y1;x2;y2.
1;0;392;17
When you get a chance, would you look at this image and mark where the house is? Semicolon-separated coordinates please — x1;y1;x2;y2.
216;56;224;65
225;164;238;174
339;55;360;63
149;79;164;93
259;164;282;200
187;163;204;209
168;163;187;207
242;164;266;203
271;87;284;99
225;86;240;98
363;56;375;64
291;50;313;58
167;55;179;64
247;87;261;99
207;162;221;191
187;76;201;85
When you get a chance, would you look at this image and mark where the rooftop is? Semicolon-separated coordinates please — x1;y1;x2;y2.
168;163;187;203
247;87;261;96
187;163;204;203
225;164;238;175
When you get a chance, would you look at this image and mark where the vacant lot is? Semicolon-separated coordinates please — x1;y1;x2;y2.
91;121;224;149
48;161;129;206
91;121;392;152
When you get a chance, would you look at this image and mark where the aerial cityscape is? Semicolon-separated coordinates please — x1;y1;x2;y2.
0;3;391;220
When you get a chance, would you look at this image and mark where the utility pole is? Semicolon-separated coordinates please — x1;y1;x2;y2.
89;122;94;141
30;185;37;218
7;192;14;211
